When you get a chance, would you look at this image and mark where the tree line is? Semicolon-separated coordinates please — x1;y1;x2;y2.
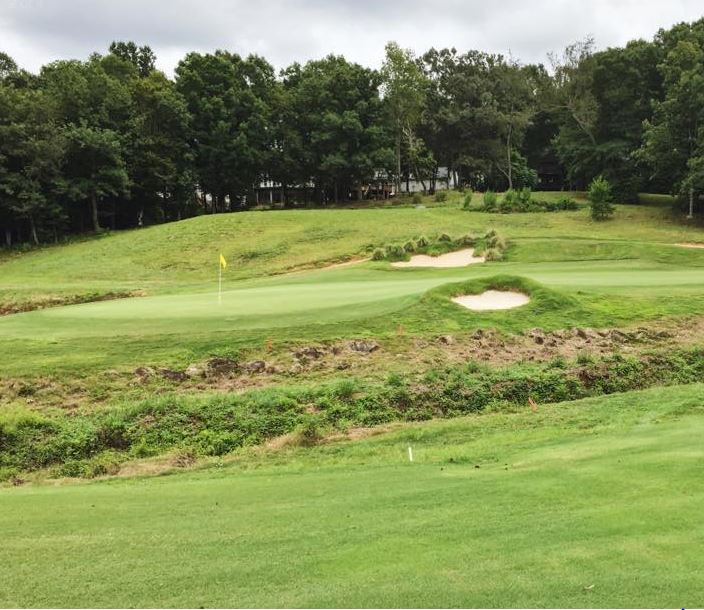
1;19;704;245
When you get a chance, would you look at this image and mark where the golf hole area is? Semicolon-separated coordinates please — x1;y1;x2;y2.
452;290;530;311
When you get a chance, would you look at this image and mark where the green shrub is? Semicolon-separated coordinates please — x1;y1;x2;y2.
556;196;578;210
500;189;517;213
437;233;452;243
385;244;406;259
483;247;503;261
487;235;506;250
416;235;429;248
371;247;386;261
517;188;532;211
434;191;448;202
484;228;498;240
462;192;473;209
411;192;423;204
483;190;498;211
403;240;417;253
459;233;476;246
588;176;615;221
295;414;328;447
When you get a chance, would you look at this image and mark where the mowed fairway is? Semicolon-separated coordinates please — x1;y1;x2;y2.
2;385;703;608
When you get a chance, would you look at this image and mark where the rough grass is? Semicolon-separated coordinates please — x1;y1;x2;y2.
1;384;703;607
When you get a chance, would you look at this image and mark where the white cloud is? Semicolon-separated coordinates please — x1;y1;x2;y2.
0;0;702;75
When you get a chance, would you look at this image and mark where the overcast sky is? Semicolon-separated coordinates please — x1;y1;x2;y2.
1;0;703;75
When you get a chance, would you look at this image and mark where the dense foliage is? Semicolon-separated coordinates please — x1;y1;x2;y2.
2;18;704;244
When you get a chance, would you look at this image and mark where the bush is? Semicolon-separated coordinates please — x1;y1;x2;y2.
371;247;386;261
403;240;417;253
434;191;448;202
295;414;328;447
500;189;518;213
556;196;578;211
484;228;498;240
459;233;476;246
483;190;498;211
385;244;406;259
483;247;503;261
411;192;423;204
517;187;532;211
416;235;429;248
462;192;473;209
437;233;452;242
588;176;615;221
487;235;506;250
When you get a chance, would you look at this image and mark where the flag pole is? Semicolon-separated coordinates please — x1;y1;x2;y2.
218;262;222;305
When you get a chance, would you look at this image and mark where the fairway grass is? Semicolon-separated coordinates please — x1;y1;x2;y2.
2;384;703;608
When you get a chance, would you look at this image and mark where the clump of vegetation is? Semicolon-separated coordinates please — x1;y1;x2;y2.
416;235;429;248
487;234;506;250
483;247;503;261
483;190;498;211
385;244;406;259
403;240;417;253
434;191;448;203
437;233;452;242
411;193;423;205
459;233;476;246
371;247;387;261
589;176;615;221
462;192;473;209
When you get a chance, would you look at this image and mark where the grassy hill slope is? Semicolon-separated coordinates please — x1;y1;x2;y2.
2;384;703;607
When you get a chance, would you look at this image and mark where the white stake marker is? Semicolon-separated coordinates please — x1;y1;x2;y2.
408;445;413;462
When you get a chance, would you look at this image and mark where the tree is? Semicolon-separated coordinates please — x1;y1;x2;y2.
642;19;704;216
381;42;428;194
281;55;393;203
175;51;275;211
109;41;156;77
59;126;129;231
588;175;615;220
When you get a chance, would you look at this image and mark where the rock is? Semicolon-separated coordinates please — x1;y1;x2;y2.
159;368;187;382
438;335;455;345
184;364;205;378
265;365;283;375
134;366;155;379
294;346;327;360
205;357;239;377
472;329;485;340
243;360;266;374
348;340;379;353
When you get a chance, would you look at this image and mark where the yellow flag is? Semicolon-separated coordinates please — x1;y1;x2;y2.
219;253;227;269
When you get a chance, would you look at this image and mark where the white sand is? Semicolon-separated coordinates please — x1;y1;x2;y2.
391;248;485;268
676;242;704;249
452;290;530;311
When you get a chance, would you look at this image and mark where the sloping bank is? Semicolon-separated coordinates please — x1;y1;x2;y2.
2;345;703;481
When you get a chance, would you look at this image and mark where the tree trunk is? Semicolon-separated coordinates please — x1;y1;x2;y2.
395;130;401;196
4;228;11;248
688;186;694;219
506;126;513;191
90;193;101;232
29;216;39;245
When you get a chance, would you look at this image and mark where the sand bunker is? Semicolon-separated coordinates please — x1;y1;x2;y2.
391;248;485;268
676;242;704;249
452;290;530;311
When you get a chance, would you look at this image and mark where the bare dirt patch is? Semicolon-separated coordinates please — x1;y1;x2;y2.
452;290;530;311
391;248;485;268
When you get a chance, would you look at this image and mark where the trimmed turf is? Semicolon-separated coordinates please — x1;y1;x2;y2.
1;384;703;608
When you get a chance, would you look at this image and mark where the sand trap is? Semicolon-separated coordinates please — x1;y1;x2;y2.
676;242;704;249
391;248;485;268
452;290;530;311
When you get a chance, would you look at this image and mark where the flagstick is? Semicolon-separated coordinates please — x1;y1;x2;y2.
218;263;222;305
